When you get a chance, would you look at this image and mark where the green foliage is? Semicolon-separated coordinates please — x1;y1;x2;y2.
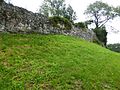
75;22;87;29
0;0;3;5
93;38;103;46
39;0;76;22
107;43;120;53
0;0;4;3
84;1;118;47
63;5;77;22
1;33;120;89
49;16;72;30
114;6;120;16
84;1;117;28
39;0;65;17
93;26;107;46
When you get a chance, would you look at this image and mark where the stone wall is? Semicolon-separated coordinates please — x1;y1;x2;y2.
0;2;49;33
0;2;95;41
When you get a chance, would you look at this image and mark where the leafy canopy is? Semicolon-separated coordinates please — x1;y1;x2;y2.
39;0;76;22
84;1;117;28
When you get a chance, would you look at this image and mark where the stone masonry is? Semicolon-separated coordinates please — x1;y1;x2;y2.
0;1;96;41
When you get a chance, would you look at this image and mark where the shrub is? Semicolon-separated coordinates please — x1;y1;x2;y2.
0;0;3;5
107;44;120;53
93;26;107;46
93;38;104;46
74;22;87;29
49;16;72;30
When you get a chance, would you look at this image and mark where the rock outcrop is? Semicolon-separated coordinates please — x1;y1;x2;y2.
0;1;95;41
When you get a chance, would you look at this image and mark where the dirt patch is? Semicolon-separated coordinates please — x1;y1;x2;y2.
1;60;12;68
73;80;83;90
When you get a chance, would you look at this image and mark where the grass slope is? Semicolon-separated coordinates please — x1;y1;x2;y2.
0;34;120;90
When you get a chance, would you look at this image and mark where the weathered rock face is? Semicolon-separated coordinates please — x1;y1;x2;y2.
0;2;95;41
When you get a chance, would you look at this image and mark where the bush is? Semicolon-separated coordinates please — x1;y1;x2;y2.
107;44;120;53
93;38;104;46
0;0;4;5
93;26;107;46
49;16;72;30
75;22;87;29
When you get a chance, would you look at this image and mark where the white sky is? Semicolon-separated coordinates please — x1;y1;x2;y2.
8;0;120;44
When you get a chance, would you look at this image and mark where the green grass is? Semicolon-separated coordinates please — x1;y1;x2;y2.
0;33;120;90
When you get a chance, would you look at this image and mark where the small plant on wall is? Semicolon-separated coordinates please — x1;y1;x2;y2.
49;16;72;30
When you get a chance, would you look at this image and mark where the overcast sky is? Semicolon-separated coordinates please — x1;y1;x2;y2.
8;0;120;44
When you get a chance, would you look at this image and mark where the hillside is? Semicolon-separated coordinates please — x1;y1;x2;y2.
0;34;120;90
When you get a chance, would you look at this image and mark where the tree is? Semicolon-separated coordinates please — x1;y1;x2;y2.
39;1;50;16
84;1;118;46
84;1;117;28
39;0;66;16
64;5;77;21
39;0;76;22
114;6;120;16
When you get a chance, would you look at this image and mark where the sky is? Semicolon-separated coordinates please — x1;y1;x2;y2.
7;0;120;44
